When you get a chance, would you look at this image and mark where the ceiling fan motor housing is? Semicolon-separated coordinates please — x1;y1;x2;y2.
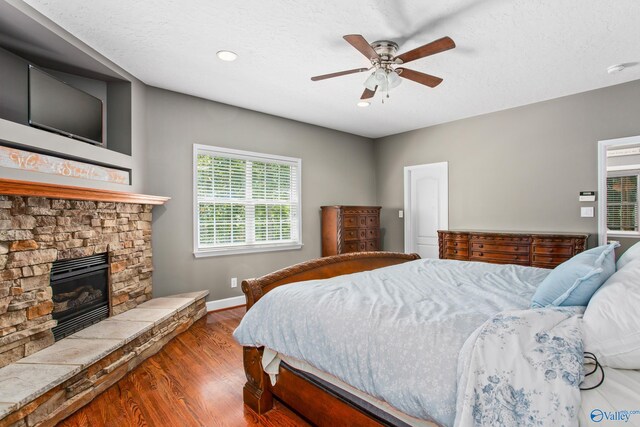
370;40;399;61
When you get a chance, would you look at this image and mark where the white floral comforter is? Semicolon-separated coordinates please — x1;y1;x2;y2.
455;307;585;427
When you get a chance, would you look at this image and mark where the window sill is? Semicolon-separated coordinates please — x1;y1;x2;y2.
607;231;640;238
193;243;303;258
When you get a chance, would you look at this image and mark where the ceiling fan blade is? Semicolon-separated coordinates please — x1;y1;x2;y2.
343;34;380;61
311;67;369;81
396;68;443;88
361;86;377;100
394;36;455;64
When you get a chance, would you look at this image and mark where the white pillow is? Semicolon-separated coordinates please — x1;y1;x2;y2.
582;259;640;369
616;240;640;270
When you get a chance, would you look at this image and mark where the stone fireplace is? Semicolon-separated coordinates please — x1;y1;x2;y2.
0;179;210;426
0;186;157;367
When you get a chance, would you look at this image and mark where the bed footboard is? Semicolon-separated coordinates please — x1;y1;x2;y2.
240;251;420;416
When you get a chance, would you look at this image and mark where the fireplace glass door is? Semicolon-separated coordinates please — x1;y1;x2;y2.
51;253;109;340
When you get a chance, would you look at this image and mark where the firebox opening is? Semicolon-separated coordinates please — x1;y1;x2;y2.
51;253;109;341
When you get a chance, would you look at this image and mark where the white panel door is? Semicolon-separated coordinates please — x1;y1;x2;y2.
404;162;448;258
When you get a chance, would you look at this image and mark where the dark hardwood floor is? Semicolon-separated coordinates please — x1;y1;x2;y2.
59;307;309;427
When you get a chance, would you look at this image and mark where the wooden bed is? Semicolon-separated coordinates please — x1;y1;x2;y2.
241;251;421;426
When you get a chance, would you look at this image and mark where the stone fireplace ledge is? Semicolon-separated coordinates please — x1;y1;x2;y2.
0;290;209;425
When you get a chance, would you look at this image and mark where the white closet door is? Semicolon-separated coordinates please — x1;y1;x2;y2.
404;162;449;258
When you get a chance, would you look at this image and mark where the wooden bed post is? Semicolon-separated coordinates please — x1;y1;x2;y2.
242;347;273;414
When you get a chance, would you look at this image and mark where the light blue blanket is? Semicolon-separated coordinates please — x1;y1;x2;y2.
233;258;550;426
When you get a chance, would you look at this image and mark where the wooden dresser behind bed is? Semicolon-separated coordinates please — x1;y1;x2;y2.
321;206;381;257
438;230;588;268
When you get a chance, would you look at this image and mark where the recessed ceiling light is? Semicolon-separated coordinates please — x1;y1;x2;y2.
607;64;625;74
217;50;238;61
357;101;370;108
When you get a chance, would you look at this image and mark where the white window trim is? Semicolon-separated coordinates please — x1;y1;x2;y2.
598;135;640;244
192;144;303;258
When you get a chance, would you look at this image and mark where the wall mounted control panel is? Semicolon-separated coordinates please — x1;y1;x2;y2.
579;191;596;202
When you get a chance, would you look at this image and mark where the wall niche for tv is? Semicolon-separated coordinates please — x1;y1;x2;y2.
0;45;132;156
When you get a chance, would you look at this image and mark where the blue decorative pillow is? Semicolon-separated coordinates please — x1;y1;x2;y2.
531;243;619;308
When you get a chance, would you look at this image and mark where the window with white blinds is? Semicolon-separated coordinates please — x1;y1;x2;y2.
193;145;302;256
606;174;639;233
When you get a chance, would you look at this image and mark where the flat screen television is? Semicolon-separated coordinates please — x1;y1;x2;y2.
28;65;103;145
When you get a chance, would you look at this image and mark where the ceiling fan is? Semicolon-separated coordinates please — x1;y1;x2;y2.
311;34;455;101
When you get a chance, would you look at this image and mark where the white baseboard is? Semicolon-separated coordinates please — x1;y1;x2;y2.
206;295;245;312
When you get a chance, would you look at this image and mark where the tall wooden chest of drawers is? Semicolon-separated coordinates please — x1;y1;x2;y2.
321;206;381;256
437;230;588;268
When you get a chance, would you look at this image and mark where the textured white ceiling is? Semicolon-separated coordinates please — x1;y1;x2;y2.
20;0;640;138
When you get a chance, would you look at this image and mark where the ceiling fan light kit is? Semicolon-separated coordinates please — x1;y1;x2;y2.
364;68;400;92
311;34;455;102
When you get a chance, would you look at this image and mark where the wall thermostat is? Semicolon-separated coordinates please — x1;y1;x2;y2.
579;191;596;202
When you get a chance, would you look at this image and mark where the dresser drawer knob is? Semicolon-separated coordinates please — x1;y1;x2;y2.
478;244;483;248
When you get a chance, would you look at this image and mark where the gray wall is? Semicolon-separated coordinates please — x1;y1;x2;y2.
374;79;640;253
144;86;376;300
